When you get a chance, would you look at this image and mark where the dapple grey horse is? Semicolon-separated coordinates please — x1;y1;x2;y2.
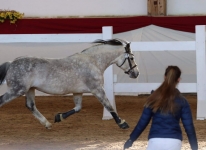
0;39;139;130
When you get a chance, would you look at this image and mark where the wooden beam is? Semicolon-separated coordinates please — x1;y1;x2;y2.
148;0;166;16
147;0;152;15
158;0;166;16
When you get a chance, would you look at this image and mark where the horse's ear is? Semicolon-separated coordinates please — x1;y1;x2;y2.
127;42;131;46
125;43;131;53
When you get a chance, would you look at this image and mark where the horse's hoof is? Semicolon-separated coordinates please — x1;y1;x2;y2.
45;122;52;129
54;113;63;123
46;126;52;129
118;122;129;129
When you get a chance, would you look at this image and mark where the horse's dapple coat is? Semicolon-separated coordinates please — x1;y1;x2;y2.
0;39;139;130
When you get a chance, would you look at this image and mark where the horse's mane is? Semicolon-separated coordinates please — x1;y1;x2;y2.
92;38;128;45
81;38;128;53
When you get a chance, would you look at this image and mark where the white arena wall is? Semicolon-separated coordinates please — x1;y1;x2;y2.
1;0;206;17
0;26;206;121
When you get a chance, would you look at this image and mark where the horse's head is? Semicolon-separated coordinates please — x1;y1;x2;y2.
116;40;139;78
92;38;139;78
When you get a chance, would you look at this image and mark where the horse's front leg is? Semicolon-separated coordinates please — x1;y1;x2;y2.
54;93;82;122
92;87;129;129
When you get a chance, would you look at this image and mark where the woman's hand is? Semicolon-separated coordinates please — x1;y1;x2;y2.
124;139;133;149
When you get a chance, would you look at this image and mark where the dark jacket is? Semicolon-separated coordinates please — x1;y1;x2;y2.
129;95;198;150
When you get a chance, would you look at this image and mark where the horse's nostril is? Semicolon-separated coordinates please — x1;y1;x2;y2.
135;72;139;78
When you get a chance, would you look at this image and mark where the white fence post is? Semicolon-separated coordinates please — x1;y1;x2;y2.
102;26;116;120
195;25;206;120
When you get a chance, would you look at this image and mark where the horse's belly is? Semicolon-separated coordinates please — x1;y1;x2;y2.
34;83;90;95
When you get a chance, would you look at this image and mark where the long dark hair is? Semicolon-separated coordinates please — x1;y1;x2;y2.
144;66;181;114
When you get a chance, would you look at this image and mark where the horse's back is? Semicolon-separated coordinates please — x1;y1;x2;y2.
8;56;53;76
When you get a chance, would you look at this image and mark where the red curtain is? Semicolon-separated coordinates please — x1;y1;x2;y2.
1;16;206;34
152;16;206;33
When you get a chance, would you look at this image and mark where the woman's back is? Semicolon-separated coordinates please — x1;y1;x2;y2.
148;95;189;140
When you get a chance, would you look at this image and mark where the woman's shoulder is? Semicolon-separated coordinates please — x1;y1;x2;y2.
175;94;189;106
175;89;187;101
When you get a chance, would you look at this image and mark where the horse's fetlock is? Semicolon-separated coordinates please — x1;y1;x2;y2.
54;113;64;123
26;102;34;111
118;119;129;129
110;112;121;124
75;109;80;113
119;119;126;125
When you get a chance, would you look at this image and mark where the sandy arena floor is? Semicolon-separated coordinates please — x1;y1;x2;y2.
0;95;205;150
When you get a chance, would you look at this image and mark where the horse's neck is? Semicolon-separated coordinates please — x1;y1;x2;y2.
84;45;123;72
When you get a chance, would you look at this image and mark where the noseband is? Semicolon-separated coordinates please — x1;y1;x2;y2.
117;44;137;74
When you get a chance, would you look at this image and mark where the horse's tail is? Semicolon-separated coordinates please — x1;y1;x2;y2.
0;62;11;85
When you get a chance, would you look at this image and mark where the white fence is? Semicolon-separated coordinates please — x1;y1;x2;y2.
0;25;205;120
103;26;206;121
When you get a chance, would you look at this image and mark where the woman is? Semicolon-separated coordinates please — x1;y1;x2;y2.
124;66;198;150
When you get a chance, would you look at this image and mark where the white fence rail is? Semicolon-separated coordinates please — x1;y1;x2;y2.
131;41;196;51
0;25;205;120
0;34;102;43
114;83;197;93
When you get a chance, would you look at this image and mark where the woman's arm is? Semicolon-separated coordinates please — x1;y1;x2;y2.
124;107;152;149
124;90;154;149
130;107;153;141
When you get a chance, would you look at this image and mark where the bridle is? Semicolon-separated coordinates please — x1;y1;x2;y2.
117;43;137;74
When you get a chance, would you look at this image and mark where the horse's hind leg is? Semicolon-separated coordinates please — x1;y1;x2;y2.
54;93;82;123
0;92;22;107
25;88;52;129
92;87;129;129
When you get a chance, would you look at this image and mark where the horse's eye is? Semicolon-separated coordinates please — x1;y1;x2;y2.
130;57;134;60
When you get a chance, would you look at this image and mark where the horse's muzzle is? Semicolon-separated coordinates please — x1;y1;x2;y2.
129;71;139;78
